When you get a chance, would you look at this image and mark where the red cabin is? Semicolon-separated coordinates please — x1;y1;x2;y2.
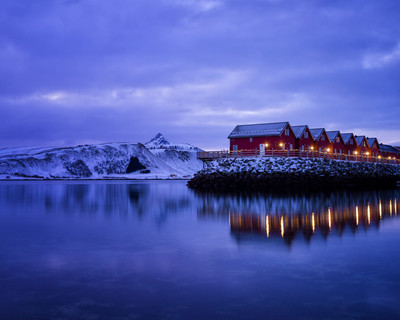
341;133;358;155
355;136;371;157
309;128;331;153
379;144;400;160
228;122;296;155
326;131;345;155
367;138;380;158
291;125;315;151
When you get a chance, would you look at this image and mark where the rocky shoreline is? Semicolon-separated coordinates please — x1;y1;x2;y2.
187;157;400;193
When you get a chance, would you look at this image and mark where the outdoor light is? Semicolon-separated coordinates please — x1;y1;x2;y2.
279;143;283;148
389;157;392;160
327;148;330;152
365;152;369;156
310;146;314;150
354;151;358;155
265;143;269;147
378;155;381;159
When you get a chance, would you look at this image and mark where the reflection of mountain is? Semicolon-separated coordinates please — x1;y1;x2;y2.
197;191;400;245
0;182;194;222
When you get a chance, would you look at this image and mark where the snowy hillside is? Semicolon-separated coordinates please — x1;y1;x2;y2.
0;134;204;179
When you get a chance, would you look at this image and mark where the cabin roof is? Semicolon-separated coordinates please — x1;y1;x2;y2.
228;122;289;138
355;135;369;147
341;133;356;145
379;144;400;153
326;131;341;142
291;125;308;139
367;138;378;148
309;128;327;141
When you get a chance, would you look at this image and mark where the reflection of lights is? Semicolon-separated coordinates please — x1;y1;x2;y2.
395;199;398;215
379;199;382;219
266;215;270;238
367;204;371;225
356;206;359;226
390;200;393;215
312;212;315;233
280;216;284;237
328;208;332;230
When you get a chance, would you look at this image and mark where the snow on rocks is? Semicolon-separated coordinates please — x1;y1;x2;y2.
188;157;400;193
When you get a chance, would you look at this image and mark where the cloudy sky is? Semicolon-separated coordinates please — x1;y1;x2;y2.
1;0;400;149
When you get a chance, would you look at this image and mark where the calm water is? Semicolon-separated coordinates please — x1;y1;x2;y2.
1;181;400;320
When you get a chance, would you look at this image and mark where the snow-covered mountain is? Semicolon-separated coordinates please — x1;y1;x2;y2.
0;134;204;179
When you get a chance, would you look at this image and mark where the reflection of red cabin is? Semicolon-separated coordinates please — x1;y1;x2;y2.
367;138;380;157
355;136;371;156
309;128;331;153
326;131;345;155
228;122;296;153
291;125;315;151
379;144;400;160
341;133;358;155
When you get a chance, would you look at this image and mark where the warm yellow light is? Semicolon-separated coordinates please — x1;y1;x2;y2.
356;206;359;226
311;212;315;233
279;143;283;147
379;199;382;218
389;157;392;160
367;204;371;225
354;151;358;155
378;155;381;159
310;146;314;150
265;143;269;147
390;200;393;215
327;148;330;152
365;152;369;156
328;207;332;230
266;215;270;238
280;216;284;237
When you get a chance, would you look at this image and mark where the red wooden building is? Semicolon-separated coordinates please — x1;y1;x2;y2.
228;122;296;155
309;128;331;153
341;133;358;155
326;131;345;155
354;136;371;157
379;144;400;160
366;138;380;157
291;125;315;151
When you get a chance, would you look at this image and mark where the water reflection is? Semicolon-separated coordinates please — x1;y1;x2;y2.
197;190;400;244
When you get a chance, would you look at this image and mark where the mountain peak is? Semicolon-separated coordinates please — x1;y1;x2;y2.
145;133;171;149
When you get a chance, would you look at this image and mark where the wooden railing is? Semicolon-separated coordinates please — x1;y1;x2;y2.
197;149;400;165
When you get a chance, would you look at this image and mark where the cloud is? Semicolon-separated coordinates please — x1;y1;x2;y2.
362;43;400;69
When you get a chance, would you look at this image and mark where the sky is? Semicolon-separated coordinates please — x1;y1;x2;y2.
1;0;400;150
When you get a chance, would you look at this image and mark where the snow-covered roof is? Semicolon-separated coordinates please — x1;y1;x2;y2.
228;122;289;138
367;138;378;148
379;144;400;153
341;133;356;145
354;135;368;147
291;125;308;139
309;128;326;141
326;131;340;142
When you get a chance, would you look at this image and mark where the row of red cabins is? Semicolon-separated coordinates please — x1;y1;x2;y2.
228;122;400;160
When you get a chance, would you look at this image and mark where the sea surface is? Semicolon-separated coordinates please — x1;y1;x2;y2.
0;181;400;320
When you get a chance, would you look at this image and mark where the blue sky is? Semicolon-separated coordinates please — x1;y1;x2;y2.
1;0;400;149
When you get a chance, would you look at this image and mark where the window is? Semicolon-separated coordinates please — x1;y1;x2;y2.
350;139;353;145
304;132;308;138
249;137;253;142
290;144;293;150
321;135;325;141
301;146;304;151
319;147;321;153
285;128;289;136
334;149;337;154
336;137;340;143
233;145;238;151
